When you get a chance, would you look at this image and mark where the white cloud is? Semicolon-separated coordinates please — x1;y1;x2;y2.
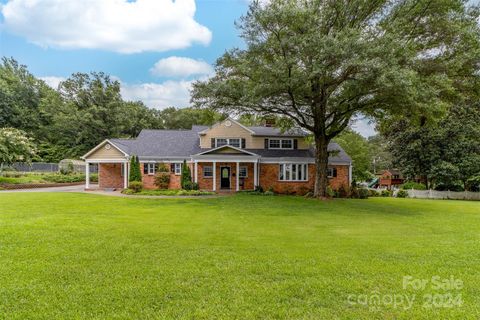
40;76;66;89
1;0;212;54
352;116;377;138
121;80;193;108
150;56;213;77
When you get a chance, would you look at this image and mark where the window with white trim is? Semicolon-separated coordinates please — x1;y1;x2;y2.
269;138;293;149
174;163;181;175
327;167;334;178
215;138;241;148
279;164;308;181
239;166;248;178
203;166;213;178
146;163;155;175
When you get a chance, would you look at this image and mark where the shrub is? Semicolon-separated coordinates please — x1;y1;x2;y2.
128;181;143;193
326;186;335;198
191;182;199;190
337;185;350;198
397;190;409;198
357;188;369;199
183;180;193;190
368;189;380;197
157;164;170;173
402;181;426;190
381;189;392;197
350;187;359;198
254;185;264;193
154;173;170;189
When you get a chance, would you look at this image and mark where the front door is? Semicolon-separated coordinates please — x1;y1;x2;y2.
220;166;230;189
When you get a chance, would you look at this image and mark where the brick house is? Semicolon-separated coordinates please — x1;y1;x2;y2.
82;118;352;194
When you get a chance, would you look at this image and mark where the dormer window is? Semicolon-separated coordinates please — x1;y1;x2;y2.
268;138;293;150
215;138;241;148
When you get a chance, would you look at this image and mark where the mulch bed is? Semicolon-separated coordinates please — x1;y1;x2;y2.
0;182;84;190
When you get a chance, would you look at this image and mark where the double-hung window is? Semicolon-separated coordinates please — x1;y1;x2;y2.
269;139;293;149
215;138;241;148
174;163;182;175
279;164;308;181
203;166;213;178
144;163;155;175
239;166;248;178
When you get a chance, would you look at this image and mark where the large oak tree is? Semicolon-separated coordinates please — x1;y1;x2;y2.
191;0;480;197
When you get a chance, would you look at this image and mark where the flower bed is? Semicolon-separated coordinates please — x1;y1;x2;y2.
122;189;215;196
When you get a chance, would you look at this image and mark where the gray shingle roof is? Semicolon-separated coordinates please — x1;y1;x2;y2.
247;126;308;137
109;127;350;163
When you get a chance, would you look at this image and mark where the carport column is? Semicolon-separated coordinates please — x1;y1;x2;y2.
194;161;198;183
85;161;90;189
212;161;217;191
254;160;258;187
236;162;240;191
123;161;128;189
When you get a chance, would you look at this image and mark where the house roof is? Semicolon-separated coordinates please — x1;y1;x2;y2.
107;127;350;163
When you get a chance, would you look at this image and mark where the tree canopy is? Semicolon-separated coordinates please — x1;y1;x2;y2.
0;57;224;162
192;0;480;197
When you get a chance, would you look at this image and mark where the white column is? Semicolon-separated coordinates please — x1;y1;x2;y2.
254;160;258;188
85;161;90;189
349;163;353;185
123;162;128;189
194;161;198;183
212;161;217;191
236;162;240;191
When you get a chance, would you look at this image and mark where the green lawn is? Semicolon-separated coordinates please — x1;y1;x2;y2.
0;193;479;319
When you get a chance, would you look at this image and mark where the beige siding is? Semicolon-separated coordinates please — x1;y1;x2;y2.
86;142;126;160
199;120;253;148
199;119;311;149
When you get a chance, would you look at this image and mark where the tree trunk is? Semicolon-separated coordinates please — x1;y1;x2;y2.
314;134;329;199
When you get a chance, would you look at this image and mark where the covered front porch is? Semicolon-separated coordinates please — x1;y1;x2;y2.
192;146;260;192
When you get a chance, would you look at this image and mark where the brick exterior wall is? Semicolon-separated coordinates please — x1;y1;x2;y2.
99;163;124;189
259;163;349;194
140;163;184;190
99;161;349;193
196;162;254;191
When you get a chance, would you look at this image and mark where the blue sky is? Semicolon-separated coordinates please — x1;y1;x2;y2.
0;0;375;136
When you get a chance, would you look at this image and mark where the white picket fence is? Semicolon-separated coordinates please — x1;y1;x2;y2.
398;189;480;201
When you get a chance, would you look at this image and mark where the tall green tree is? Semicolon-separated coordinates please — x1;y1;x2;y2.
381;103;480;190
334;129;372;182
192;0;480;197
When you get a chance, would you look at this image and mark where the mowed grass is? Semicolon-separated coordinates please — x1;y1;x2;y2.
0;193;479;319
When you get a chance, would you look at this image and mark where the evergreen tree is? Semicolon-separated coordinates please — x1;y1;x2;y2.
181;159;192;189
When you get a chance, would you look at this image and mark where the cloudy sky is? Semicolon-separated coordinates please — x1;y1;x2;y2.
0;0;376;137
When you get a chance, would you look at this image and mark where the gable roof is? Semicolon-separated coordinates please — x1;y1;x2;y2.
195;145;259;156
81;139;129;159
198;118;254;135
